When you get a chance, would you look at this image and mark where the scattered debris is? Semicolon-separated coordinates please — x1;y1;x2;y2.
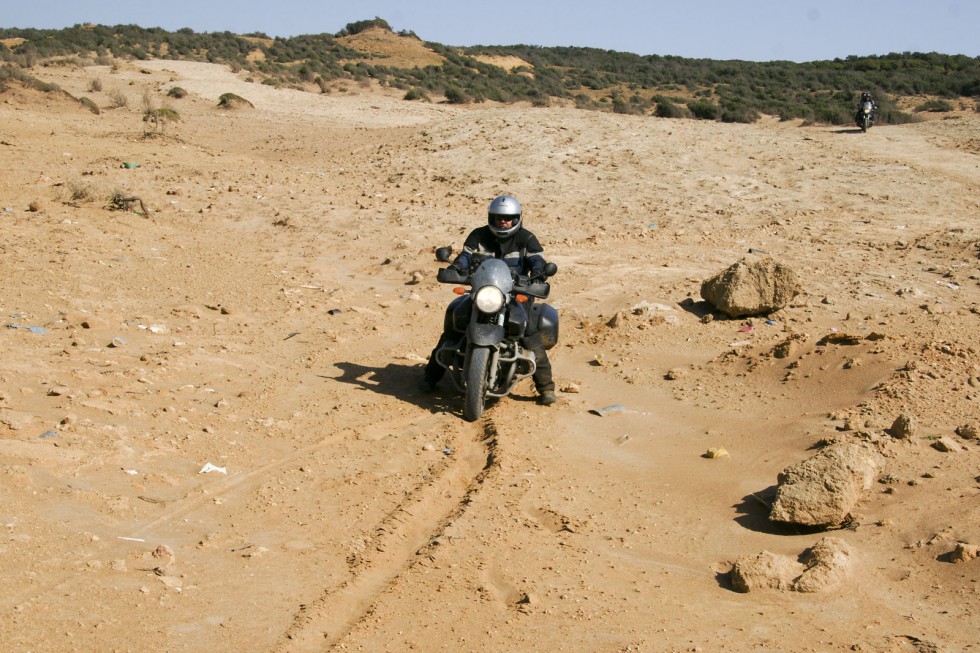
6;323;46;334
109;193;151;216
589;404;626;417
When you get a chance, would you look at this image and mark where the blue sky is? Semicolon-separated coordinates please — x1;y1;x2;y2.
3;0;978;62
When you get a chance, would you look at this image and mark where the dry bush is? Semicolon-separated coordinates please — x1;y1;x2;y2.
143;107;181;134
67;181;91;202
79;96;100;114
107;89;127;108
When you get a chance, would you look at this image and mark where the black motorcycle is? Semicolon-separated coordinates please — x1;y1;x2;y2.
432;252;559;421
856;99;875;132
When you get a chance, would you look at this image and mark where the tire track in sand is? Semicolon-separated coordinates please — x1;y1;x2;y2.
275;417;500;651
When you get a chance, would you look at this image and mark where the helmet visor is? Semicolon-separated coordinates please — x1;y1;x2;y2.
490;213;517;226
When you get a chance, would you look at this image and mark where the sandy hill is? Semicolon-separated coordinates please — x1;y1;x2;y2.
337;26;447;68
0;57;977;653
337;26;532;72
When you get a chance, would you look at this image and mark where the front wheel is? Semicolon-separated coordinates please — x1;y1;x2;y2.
463;346;492;422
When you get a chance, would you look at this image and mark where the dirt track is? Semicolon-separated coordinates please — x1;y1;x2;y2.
0;59;978;652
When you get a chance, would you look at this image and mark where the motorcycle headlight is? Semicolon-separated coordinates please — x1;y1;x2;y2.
474;286;505;313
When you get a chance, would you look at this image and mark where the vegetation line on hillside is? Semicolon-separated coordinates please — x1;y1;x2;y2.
2;18;978;124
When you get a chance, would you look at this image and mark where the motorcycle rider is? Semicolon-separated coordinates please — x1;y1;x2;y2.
423;194;557;406
856;92;876;126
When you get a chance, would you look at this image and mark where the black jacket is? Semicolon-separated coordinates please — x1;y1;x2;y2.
452;226;546;275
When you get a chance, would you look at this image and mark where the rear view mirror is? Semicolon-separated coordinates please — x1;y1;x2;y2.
435;246;453;263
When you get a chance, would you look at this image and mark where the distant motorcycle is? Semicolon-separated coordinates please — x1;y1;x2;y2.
432;252;558;422
856;99;875;132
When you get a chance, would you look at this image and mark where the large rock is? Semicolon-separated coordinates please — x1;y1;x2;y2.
700;257;800;318
731;537;851;593
730;550;798;592
770;442;882;528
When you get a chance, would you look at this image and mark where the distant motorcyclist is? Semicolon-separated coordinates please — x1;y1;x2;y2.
855;92;877;128
423;195;557;405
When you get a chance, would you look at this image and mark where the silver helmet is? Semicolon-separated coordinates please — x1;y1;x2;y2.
487;195;522;239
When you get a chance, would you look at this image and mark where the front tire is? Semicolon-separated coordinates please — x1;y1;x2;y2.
463;346;491;422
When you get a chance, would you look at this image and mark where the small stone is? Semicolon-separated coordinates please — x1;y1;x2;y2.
954;423;978;440
517;592;537;605
950;542;979;563
887;414;916;439
151;544;175;568
931;437;963;453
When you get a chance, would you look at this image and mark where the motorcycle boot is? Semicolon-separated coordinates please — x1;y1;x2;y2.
537;389;557;406
528;342;555;403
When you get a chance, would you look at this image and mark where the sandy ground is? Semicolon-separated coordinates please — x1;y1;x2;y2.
1;59;978;653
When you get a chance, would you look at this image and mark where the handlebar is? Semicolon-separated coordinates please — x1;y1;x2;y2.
435;264;555;300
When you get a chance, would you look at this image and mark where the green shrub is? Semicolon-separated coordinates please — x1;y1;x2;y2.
403;87;428;101
612;95;631;114
688;100;720;120
913;98;953;112
443;86;468;104
877;109;921;125
217;92;254;108
654;98;688;118
337;18;392;37
813;106;851;125
721;106;760;123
